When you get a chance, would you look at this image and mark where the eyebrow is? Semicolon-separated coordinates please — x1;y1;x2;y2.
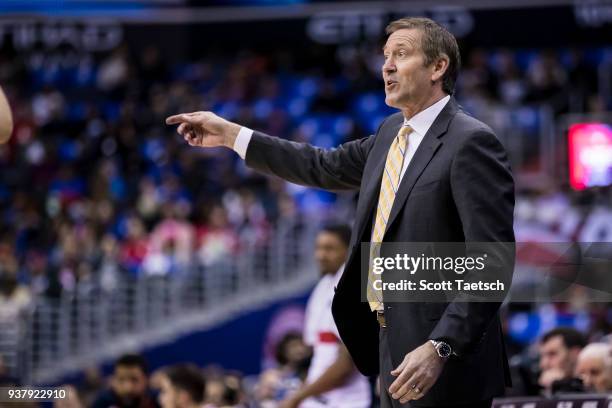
382;42;412;52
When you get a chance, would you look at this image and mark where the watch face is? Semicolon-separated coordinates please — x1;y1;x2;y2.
438;342;452;358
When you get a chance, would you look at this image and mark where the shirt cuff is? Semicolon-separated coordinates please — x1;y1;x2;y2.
233;126;253;160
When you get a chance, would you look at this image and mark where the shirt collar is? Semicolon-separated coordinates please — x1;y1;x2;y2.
403;95;451;136
333;264;345;282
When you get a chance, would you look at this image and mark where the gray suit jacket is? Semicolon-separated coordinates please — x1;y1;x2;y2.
245;97;515;406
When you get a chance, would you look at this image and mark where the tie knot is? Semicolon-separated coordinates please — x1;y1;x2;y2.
397;125;412;142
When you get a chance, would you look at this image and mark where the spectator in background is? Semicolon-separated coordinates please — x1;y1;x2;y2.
120;216;150;276
221;374;245;407
575;343;612;393
280;225;370;408
158;364;206;408
77;366;105;407
145;201;194;273
255;369;284;408
97;44;130;94
525;50;567;112
275;333;312;383
496;50;527;106
204;372;245;408
538;327;587;395
142;239;181;277
195;203;238;267
97;234;121;293
31;85;65;126
137;45;168;87
25;249;59;298
0;254;32;322
255;332;312;406
460;48;499;102
91;354;160;408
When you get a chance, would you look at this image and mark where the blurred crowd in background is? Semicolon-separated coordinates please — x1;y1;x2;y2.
0;40;609;299
0;26;611;408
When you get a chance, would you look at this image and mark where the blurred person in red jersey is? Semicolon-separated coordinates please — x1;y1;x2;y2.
538;327;587;395
575;342;612;393
280;225;370;408
158;364;206;408
91;354;160;408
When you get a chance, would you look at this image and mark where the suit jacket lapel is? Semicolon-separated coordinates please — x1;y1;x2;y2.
352;119;402;244
384;98;459;235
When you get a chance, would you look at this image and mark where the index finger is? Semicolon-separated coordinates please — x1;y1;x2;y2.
388;365;417;394
166;114;195;125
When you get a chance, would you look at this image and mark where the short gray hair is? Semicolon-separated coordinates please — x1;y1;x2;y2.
578;343;612;368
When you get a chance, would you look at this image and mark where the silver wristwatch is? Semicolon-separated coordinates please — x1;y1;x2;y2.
430;340;453;358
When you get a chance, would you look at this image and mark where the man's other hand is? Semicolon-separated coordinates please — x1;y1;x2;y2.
388;341;446;403
165;111;241;149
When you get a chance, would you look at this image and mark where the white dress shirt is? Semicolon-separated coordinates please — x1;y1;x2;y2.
233;95;451;184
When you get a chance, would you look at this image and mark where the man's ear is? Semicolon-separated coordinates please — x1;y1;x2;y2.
431;54;450;83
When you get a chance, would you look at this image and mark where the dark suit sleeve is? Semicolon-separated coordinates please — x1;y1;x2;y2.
244;131;374;191
429;129;515;356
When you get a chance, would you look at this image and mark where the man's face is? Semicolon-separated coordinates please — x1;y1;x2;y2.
382;28;435;109
112;365;148;407
285;337;312;366
539;336;578;376
314;232;348;276
575;356;612;393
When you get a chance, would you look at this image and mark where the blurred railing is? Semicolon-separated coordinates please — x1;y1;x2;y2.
12;217;321;385
0;318;24;382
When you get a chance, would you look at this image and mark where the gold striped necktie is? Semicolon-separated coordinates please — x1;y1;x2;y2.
367;125;412;312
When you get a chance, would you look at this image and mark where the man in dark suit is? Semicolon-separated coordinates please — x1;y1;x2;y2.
166;17;514;408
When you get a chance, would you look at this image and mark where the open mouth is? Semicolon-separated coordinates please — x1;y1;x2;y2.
386;80;398;87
